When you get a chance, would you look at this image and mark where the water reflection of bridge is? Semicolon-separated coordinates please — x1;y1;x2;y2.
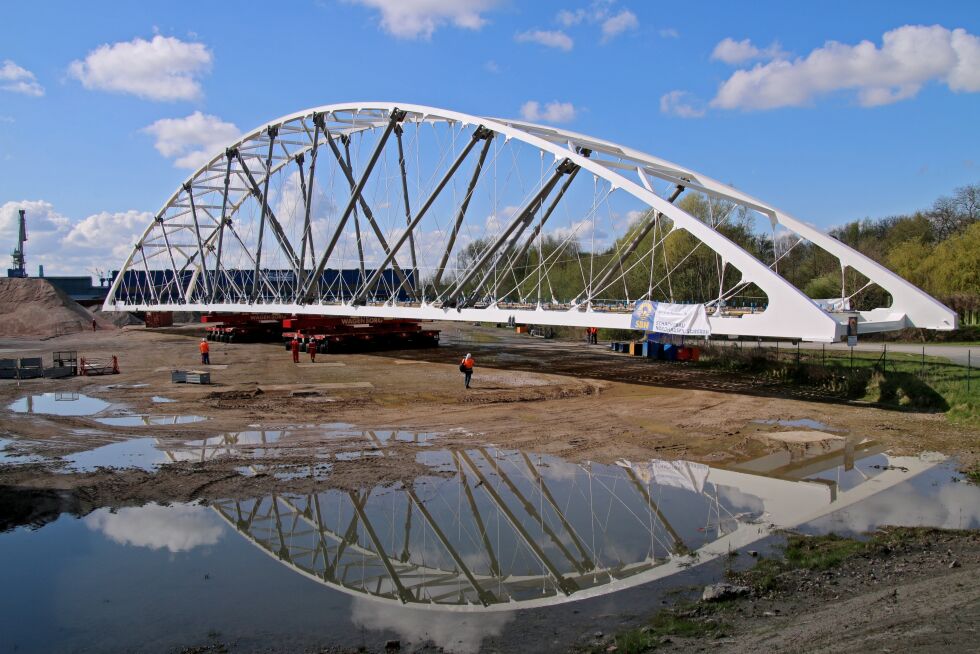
162;430;939;611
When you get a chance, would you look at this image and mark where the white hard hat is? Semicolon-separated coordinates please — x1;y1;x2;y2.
466;353;471;357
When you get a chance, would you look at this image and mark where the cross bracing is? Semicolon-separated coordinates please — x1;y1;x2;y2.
105;103;956;342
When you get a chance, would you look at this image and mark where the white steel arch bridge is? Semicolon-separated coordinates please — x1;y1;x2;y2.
104;103;956;342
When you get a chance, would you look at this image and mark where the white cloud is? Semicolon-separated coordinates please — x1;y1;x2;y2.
601;9;638;42
143;111;241;170
351;598;513;654
659;90;706;118
272;170;337;226
0;200;154;276
553;217;607;246
68;35;212;101
484;60;500;74
0;200;69;242
1;201;72;274
555;2;638;42
519;100;577;123
347;0;501;40
556;9;586;27
711;24;980;111
85;504;223;553
625;209;647;227
711;37;788;65
0;59;44;97
484;205;519;234
63;209;153;262
659;27;679;39
515;29;574;51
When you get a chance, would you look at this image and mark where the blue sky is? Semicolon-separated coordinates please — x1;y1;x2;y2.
1;0;978;275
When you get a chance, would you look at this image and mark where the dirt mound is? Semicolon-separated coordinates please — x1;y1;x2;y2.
0;278;115;338
91;305;144;327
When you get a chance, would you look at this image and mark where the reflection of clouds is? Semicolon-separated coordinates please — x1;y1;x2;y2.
714;484;766;516
350;598;513;654
810;481;980;533
84;504;223;553
537;457;582;483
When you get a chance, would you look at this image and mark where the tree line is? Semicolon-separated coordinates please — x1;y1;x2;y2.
442;181;979;317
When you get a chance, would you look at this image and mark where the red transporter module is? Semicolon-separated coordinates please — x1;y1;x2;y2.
281;316;439;354
202;313;285;343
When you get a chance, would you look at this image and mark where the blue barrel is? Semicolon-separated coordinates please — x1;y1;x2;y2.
663;343;677;361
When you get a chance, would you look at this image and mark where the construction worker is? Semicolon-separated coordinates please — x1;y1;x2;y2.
92;318;98;332
308;338;317;363
460;353;475;389
290;336;300;364
589;327;599;344
199;338;210;365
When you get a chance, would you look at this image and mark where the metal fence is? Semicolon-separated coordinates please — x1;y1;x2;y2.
712;340;974;394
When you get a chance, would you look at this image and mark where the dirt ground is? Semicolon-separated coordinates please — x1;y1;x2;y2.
1;321;978;518
631;528;980;654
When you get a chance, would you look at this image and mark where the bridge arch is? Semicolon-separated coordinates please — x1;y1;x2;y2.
105;103;955;341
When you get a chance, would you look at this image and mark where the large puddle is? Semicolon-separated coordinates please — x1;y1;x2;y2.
1;426;978;653
7;392;111;416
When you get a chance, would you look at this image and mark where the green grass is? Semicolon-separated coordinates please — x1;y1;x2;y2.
740;533;869;592
740;528;963;593
591;606;728;653
695;344;980;428
784;533;866;569
964;467;980;484
742;557;786;593
937;382;980;426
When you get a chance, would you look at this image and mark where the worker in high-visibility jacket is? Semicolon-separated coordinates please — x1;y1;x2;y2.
460;353;475;389
290;336;300;364
199;338;210;365
308;339;318;363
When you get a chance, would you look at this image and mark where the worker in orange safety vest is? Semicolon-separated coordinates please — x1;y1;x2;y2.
291;336;300;363
460;353;475;389
308;339;318;363
199;338;210;365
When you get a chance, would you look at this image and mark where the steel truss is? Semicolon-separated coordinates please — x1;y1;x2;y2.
106;103;956;342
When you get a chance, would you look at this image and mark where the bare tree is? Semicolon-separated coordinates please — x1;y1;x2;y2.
929;195;963;240
954;182;979;222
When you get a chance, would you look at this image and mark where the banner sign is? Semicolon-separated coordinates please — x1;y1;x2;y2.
651;302;712;336
631;300;711;336
630;300;657;331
